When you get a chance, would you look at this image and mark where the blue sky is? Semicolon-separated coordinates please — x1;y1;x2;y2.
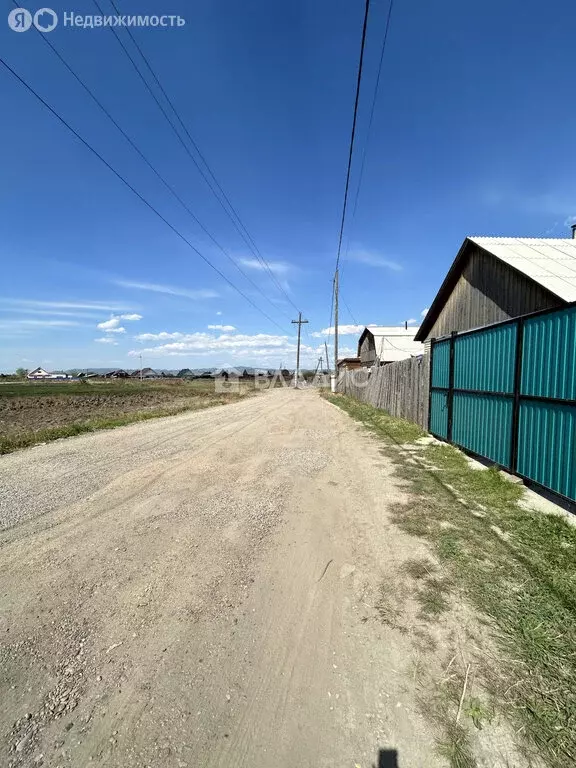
1;0;576;371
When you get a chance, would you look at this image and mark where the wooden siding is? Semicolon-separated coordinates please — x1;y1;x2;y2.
338;354;429;429
359;335;375;366
426;248;561;340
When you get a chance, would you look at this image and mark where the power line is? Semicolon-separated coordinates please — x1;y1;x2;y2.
331;0;371;381
342;295;358;325
348;0;395;232
99;0;302;314
291;312;308;386
328;274;335;334
340;0;395;282
321;275;335;373
330;3;395;377
0;56;290;335
13;2;294;327
334;0;371;273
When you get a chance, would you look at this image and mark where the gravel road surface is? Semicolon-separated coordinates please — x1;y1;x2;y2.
0;389;446;767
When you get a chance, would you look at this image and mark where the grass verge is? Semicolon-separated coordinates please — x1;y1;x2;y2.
0;395;248;455
324;393;576;768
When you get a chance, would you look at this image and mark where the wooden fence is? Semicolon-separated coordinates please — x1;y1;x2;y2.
337;355;430;430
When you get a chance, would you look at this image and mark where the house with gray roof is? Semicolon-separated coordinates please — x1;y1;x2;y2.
357;326;423;367
416;229;576;342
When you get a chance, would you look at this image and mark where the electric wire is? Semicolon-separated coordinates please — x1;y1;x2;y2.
340;0;395;293
12;0;294;327
347;0;395;243
342;296;358;325
334;0;371;273
0;56;290;335
99;0;301;313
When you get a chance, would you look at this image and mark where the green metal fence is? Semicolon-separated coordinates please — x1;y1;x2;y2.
429;303;576;504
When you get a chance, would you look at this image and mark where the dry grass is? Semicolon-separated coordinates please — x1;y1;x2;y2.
325;393;576;768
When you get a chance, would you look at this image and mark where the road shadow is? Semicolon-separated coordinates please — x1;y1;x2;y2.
373;748;399;767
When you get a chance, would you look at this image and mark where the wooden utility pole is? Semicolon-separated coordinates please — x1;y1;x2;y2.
332;270;339;391
291;312;308;387
324;340;330;374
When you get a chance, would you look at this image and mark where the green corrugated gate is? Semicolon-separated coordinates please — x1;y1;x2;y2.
429;304;576;504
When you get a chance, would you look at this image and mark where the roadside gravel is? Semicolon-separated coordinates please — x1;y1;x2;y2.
0;392;272;531
0;389;521;768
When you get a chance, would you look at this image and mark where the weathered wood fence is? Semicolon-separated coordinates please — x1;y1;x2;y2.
337;355;430;429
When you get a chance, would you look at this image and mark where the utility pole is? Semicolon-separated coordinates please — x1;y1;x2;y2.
332;269;339;392
291;311;308;388
324;340;330;374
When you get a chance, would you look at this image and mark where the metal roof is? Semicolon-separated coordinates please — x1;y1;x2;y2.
470;237;576;302
359;326;423;362
366;325;421;336
415;236;576;341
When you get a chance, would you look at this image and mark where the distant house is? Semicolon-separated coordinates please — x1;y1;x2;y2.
415;232;576;342
177;368;194;378
357;327;423;368
27;367;51;379
27;367;71;380
104;369;129;379
131;367;159;379
337;357;362;372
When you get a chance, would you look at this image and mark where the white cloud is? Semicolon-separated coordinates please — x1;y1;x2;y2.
406;318;417;325
97;317;122;331
0;308;105;319
0;299;133;311
128;332;315;365
207;324;236;331
97;313;141;334
0;319;80;328
94;337;118;345
311;324;364;338
216;311;222;316
239;259;292;276
130;332;290;354
345;250;402;271
115;280;218;300
420;307;429;318
129;328;342;367
135;331;183;342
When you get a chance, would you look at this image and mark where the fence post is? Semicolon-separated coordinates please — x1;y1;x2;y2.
509;318;524;472
428;339;435;432
447;331;456;442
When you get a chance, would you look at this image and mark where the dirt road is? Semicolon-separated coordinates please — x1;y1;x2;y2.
0;389;447;768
